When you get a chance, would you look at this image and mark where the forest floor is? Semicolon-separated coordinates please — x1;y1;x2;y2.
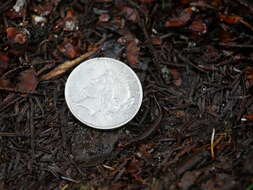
0;0;253;189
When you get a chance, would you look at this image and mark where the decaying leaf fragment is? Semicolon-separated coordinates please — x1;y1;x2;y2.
127;39;140;65
17;68;38;92
165;8;193;27
0;67;38;95
189;18;207;34
0;52;9;76
218;13;253;31
58;39;80;59
217;14;241;24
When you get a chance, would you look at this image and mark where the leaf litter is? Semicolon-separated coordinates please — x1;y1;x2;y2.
0;0;253;189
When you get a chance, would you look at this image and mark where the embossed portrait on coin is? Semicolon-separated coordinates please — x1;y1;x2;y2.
72;63;134;120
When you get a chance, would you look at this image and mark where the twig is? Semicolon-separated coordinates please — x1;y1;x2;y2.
0;132;27;137
60;176;80;183
218;43;253;49
211;128;215;159
176;51;207;73
40;47;100;81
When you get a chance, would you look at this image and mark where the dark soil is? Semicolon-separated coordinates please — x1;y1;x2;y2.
0;0;253;189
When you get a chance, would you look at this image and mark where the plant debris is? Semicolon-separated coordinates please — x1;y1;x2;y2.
0;0;253;189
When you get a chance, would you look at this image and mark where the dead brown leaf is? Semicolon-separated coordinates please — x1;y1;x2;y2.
218;13;253;31
122;6;139;23
165;8;193;27
189;18;207;34
6;27;28;45
127;39;140;65
171;68;182;86
180;0;191;5
0;52;9;76
219;30;235;43
40;47;99;81
0;78;13;89
17;68;38;92
217;13;241;24
58;39;80;59
151;36;162;45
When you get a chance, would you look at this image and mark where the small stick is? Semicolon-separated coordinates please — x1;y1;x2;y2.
211;128;215;159
0;132;26;137
40;47;100;81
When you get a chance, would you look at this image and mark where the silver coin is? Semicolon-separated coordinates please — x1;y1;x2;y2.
65;57;143;129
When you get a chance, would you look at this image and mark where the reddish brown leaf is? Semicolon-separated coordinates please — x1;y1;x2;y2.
211;0;223;7
165;8;193;27
180;0;191;5
151;36;162;45
0;52;9;76
126;159;141;174
122;6;139;23
219;30;235;43
245;68;253;82
189;19;207;34
171;68;182;86
58;39;80;59
127;39;140;65
6;27;28;45
245;114;253;121
0;78;13;89
17;68;38;92
217;14;241;24
64;10;78;31
138;144;152;158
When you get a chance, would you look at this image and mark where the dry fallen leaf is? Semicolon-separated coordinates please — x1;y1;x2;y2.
0;78;13;89
6;27;28;45
165;8;193;27
218;13;253;31
40;47;99;81
245;67;253;76
122;6;140;23
0;52;9;76
17;68;38;92
171;68;182;86
127;39;140;65
217;13;241;24
180;0;191;5
189;18;207;34
58;39;80;59
219;30;235;43
151;36;162;45
245;114;253;121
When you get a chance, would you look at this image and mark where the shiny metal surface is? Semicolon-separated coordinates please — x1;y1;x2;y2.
65;57;143;129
